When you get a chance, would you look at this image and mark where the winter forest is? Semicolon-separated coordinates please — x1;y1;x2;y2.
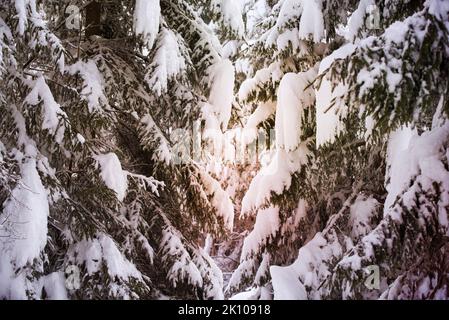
0;0;448;300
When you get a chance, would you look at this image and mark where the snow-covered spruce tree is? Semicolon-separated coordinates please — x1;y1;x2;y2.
228;0;449;299
0;0;242;299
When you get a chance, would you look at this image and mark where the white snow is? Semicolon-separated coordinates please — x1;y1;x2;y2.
145;28;186;96
66;60;108;113
0;153;49;267
213;0;245;37
133;0;160;49
345;0;375;41
316;44;356;147
270;265;307;299
242;101;276;145
94;153;128;202
39;272;68;300
385;122;449;225
349;195;379;239
241;206;279;259
205;59;235;131
160;227;203;288
68;233;142;280
270;231;345;299
384;125;417;211
14;0;34;35
25;76;67;144
140;114;172;165
199;170;235;231
275;68;317;151
428;0;449;22
238;61;282;102
298;0;324;42
241;145;309;215
318;43;357;75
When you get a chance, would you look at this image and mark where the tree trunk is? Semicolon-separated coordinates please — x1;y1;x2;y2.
85;0;101;38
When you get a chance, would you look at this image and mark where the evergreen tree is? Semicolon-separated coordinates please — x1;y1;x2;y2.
0;0;241;299
228;0;449;300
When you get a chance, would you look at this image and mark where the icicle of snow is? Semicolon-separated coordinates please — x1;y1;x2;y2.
25;76;67;144
205;59;235;131
66;60;108;113
133;0;160;49
298;0;324;42
275;68;317;151
315;43;356;147
0;153;49;267
94;153;128;202
145;28;186;96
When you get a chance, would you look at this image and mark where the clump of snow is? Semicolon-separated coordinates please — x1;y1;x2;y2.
428;0;449;22
38;272;68;300
67;233;142;280
349;195;380;239
270;230;346;299
315;44;356;147
199;170;235;231
229;287;260;300
133;0;160;49
384;125;417;211
318;43;356;75
212;0;245;37
345;0;375;41
266;0;302;46
241;207;279;259
298;0;324;42
270;264;307;300
25;76;67;144
204;59;235;132
160;227;203;288
145;28;186;96
238;61;282;102
94;153;128;202
66;60;108;113
275;68;317;151
241;148;307;214
242;101;276;145
0;153;49;267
